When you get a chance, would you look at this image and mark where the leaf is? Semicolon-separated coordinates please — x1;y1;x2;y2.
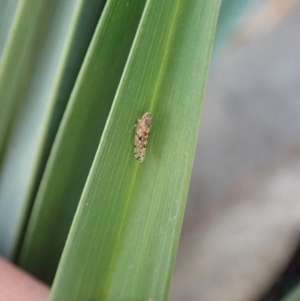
0;0;42;163
18;0;147;284
282;285;300;301
49;0;220;300
0;0;21;60
0;0;105;257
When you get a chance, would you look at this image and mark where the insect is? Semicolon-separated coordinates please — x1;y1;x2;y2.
134;112;153;162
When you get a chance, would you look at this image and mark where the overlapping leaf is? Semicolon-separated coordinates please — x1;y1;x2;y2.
49;0;220;300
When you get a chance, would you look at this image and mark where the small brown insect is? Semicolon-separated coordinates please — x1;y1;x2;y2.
134;112;153;162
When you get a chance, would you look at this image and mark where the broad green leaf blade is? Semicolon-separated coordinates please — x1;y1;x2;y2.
18;0;147;284
0;0;105;258
49;0;220;300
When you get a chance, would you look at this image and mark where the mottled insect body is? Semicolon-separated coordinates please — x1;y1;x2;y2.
134;112;153;162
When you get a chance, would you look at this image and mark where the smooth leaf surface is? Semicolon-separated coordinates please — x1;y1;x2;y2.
0;0;21;60
49;0;220;300
0;0;43;164
282;285;300;301
0;0;105;258
18;0;147;284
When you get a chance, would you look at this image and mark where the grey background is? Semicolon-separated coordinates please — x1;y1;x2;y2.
170;1;300;300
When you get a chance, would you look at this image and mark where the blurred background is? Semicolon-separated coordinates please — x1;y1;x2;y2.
170;0;300;300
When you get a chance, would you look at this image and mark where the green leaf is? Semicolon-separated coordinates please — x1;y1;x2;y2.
49;0;220;300
0;0;105;257
18;0;147;284
0;0;21;60
0;0;42;163
281;285;300;301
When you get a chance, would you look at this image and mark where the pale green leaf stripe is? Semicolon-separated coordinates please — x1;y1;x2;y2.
0;0;21;60
0;0;43;162
50;0;220;300
18;0;147;284
0;0;105;258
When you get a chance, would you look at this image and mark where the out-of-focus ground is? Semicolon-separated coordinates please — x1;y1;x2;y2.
169;0;300;300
